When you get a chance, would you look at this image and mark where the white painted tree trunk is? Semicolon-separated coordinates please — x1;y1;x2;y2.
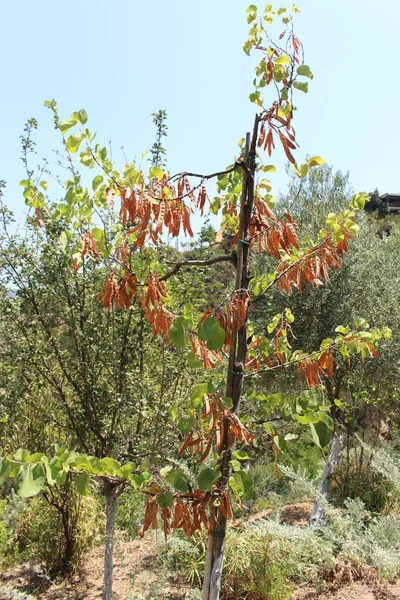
103;482;117;600
202;533;214;600
202;530;226;600
310;431;343;524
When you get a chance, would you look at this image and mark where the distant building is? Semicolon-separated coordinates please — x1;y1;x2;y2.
380;193;400;215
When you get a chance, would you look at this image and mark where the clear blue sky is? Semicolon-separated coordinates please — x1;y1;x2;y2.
1;0;399;223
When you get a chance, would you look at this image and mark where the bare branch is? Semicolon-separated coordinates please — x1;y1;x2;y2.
168;162;242;183
159;254;236;282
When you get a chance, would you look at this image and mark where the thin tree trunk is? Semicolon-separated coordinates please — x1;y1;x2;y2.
310;430;343;524
202;533;214;600
202;116;259;600
103;481;117;600
243;463;253;513
59;504;74;573
43;484;76;575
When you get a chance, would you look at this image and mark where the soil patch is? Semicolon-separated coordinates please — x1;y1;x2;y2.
2;505;399;600
292;580;400;600
280;502;314;526
0;535;188;600
241;501;315;528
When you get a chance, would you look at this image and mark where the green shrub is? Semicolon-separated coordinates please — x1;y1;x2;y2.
2;490;26;531
279;465;317;503
116;488;145;539
157;528;293;600
135;494;400;600
127;592;200;600
0;585;36;600
252;459;319;513
280;439;322;478
252;459;281;501
222;528;294;600
184;591;202;600
15;496;69;572
333;466;395;513
251;498;400;582
15;490;104;573
0;499;13;568
325;498;400;580
74;493;105;561
249;518;336;584
160;533;206;588
330;446;398;513
251;438;322;510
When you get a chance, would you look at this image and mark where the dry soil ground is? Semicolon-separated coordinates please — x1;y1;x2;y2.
2;502;400;600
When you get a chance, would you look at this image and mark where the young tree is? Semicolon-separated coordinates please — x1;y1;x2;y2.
255;167;399;519
1;4;390;600
0;116;200;593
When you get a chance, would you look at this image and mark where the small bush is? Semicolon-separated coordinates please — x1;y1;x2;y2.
252;460;282;501
2;490;26;531
252;445;321;512
157;527;293;600
331;463;395;513
74;493;105;560
250;518;336;583
279;465;317;503
251;498;400;583
330;442;400;514
15;489;104;573
161;533;206;588
0;585;35;600
0;499;13;568
184;591;202;600
116;488;145;539
222;528;294;600
281;440;322;479
15;496;69;571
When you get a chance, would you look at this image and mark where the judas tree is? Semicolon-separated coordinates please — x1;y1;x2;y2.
0;3;389;600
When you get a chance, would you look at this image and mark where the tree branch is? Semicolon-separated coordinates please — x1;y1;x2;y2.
168;162;243;183
252;236;329;303
159;254;236;282
244;343;338;378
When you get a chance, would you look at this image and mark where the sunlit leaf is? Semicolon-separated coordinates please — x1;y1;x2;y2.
187;351;203;369
59;119;78;134
77;109;88;124
17;464;45;498
149;166;164;181
165;470;189;494
191;383;208;408
296;64;314;79
0;458;10;486
92;175;104;192
293;80;308;93
275;54;290;66
177;416;195;434
232;450;250;461
246;4;257;23
307;156;326;167
66;134;83;154
310;422;332;448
